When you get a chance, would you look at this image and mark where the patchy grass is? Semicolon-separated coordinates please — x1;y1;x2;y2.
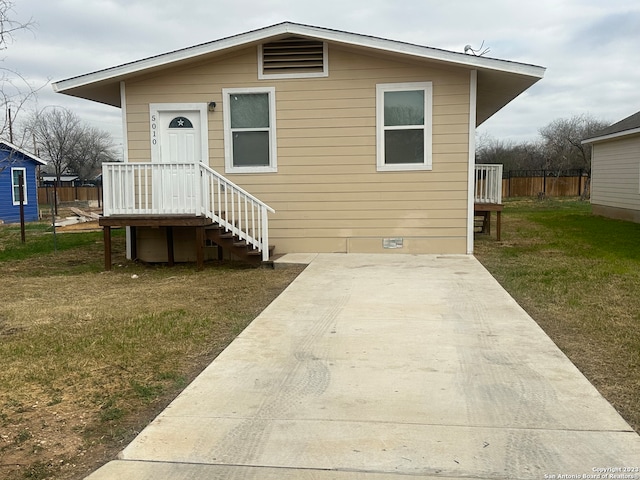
0;221;303;480
0;222;106;266
475;197;640;433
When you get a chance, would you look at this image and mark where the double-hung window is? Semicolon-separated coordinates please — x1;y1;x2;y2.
376;82;433;171
223;87;277;173
11;167;27;205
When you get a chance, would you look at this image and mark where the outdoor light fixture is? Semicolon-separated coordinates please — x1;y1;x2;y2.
208;101;217;112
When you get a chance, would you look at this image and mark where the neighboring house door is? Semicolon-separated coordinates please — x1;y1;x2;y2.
149;104;208;212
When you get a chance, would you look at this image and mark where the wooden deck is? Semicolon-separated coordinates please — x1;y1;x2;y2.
99;215;214;271
474;203;503;241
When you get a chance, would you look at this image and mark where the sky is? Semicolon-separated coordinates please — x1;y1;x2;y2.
5;0;640;157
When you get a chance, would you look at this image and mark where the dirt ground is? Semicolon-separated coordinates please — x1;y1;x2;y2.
0;218;304;480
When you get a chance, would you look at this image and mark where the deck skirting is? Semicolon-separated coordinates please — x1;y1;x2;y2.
98;215;214;271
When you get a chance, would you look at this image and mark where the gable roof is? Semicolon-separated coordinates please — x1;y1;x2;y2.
0;141;47;165
52;21;545;126
582;110;640;144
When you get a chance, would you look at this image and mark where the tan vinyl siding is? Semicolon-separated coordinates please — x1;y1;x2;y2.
591;136;640;215
124;43;471;254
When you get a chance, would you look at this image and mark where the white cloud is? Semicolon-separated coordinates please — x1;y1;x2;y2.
5;0;640;146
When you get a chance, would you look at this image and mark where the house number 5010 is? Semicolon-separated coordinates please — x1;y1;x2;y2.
151;114;157;145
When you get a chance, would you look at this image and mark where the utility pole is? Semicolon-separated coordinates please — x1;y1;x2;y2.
8;108;13;143
18;171;25;243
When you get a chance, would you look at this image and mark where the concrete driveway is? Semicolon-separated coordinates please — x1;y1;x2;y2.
86;254;640;479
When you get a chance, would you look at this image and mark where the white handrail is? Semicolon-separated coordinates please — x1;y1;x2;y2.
199;163;274;261
101;162;274;261
474;164;503;204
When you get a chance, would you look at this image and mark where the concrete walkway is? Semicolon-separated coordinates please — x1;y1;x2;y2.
86;254;640;479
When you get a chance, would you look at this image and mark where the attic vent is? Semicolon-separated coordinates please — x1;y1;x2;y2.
259;37;328;79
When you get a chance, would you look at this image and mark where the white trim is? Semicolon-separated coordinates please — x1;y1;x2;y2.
376;82;432;172
11;167;28;205
52;22;545;94
0;141;46;165
120;81;129;163
467;70;478;255
222;87;278;174
120;81;133;259
149;103;209;164
258;41;329;80
582;127;640;145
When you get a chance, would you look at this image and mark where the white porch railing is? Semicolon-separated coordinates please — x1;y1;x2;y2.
102;162;275;261
474;164;503;204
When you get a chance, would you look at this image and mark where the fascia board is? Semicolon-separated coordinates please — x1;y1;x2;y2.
294;24;545;78
53;22;545;93
53;24;290;92
582;127;640;145
0;141;47;165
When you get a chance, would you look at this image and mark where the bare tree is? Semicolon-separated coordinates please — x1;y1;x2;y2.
67;126;116;183
28;108;82;183
0;0;33;50
539;114;610;170
0;1;39;143
28;107;117;184
476;133;545;171
539;114;610;197
0;0;39;173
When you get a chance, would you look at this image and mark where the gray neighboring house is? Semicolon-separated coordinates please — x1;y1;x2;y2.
583;111;640;223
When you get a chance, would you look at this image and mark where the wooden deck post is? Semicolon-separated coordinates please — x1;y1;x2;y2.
483;211;491;235
130;226;137;261
195;226;204;271
103;225;112;271
99;216;216;268
474;203;503;241
166;226;175;267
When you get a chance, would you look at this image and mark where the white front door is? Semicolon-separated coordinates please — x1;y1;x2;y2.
150;104;208;164
149;103;208;211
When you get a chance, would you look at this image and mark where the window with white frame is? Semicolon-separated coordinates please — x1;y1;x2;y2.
376;82;433;171
223;87;277;173
11;167;27;205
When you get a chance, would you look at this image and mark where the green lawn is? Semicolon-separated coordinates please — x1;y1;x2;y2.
0;222;303;480
475;198;640;433
1;202;638;479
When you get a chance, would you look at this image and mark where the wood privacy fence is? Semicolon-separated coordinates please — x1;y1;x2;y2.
38;186;102;206
502;169;588;198
37;169;587;206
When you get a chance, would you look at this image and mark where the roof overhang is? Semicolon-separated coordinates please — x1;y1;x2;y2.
0;141;47;165
41;175;78;181
582;127;640;145
52;22;545;126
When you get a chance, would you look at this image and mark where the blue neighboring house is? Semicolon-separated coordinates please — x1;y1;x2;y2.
0;141;46;224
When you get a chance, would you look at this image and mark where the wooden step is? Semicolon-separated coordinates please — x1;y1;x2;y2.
247;245;275;256
204;223;274;265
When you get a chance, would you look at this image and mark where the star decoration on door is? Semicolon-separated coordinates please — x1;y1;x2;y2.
169;116;194;128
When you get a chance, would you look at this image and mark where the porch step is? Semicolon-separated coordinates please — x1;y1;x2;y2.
205;225;274;265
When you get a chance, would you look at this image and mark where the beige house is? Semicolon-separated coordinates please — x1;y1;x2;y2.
583;111;640;224
53;22;544;267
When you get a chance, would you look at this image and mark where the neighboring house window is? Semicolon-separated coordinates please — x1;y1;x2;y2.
376;82;433;172
11;167;27;205
223;87;277;173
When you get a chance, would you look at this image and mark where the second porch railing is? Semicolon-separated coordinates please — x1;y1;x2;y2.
475;164;503;204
